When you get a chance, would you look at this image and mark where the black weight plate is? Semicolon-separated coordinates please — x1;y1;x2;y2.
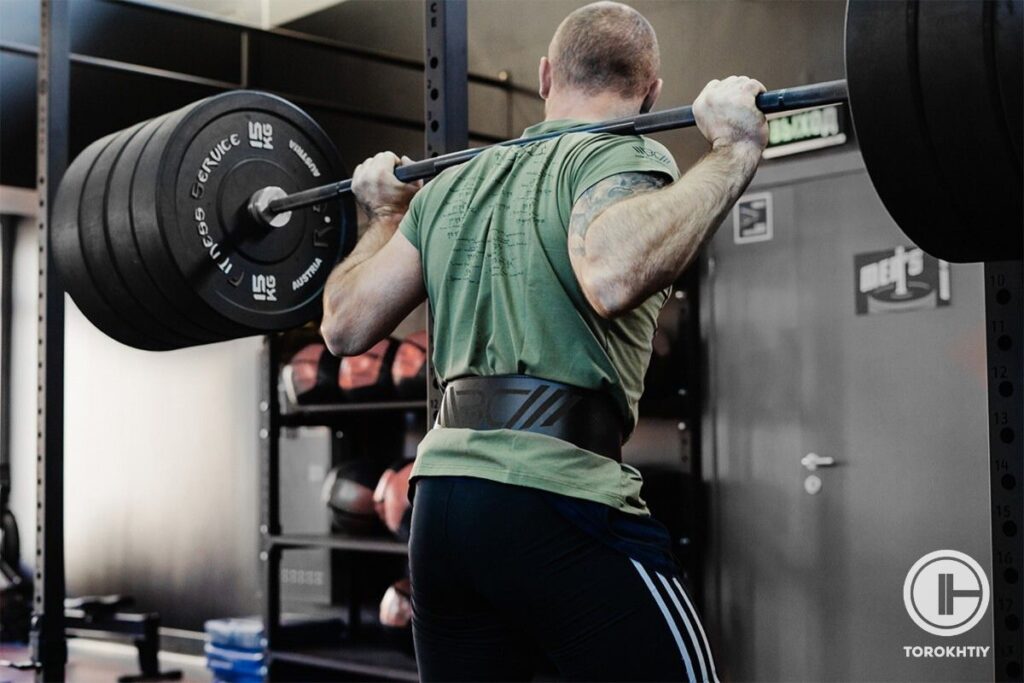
105;114;224;348
110;107;229;346
993;0;1023;175
135;90;353;338
131;99;245;339
916;1;1022;261
846;0;987;263
79;120;201;349
170;92;353;333
52;132;171;350
53;135;111;303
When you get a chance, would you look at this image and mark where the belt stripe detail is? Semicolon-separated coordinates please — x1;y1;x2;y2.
630;559;696;682
672;576;720;683
518;388;566;429
541;392;583;427
657;572;710;683
503;385;548;428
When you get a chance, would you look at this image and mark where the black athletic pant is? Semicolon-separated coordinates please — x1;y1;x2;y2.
408;476;719;682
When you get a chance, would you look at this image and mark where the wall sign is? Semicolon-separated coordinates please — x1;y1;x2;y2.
733;192;773;245
763;104;848;159
854;246;952;315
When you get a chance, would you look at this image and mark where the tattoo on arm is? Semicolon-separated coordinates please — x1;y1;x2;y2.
568;173;668;257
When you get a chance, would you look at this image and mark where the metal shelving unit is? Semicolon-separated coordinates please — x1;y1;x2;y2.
259;335;424;681
280;401;426;426
269;533;409;556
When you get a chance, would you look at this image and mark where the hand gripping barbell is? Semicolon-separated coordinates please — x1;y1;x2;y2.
52;0;1022;351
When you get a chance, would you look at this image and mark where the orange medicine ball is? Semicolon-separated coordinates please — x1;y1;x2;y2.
373;460;414;538
285;343;323;396
391;330;428;399
281;342;340;404
337;337;398;401
379;578;412;629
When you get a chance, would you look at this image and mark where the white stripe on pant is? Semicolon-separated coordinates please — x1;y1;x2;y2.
630;559;720;683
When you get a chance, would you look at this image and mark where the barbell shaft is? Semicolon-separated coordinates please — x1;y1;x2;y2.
259;79;849;221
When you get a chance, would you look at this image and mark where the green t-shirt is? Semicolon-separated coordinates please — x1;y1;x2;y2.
399;119;680;515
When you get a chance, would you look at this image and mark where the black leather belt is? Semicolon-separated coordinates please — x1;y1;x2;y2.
437;375;623;461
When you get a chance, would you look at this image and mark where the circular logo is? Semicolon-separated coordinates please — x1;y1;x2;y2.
903;550;989;637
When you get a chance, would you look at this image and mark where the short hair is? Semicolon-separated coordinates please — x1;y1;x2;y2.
549;2;660;99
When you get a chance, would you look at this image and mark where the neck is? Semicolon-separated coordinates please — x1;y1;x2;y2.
544;88;642;123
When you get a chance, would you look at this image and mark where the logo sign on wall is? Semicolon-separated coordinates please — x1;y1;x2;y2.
854;246;951;315
733;192;773;245
904;550;990;637
763;104;848;159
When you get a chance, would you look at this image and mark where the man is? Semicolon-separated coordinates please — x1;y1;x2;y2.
321;2;767;680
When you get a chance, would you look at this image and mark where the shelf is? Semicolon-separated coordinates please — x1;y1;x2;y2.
270;533;409;555
269;642;418;681
280;400;426;424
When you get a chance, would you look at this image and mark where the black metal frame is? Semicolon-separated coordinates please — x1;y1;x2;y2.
0;216;14;544
256;2;468;679
32;1;69;681
423;0;469;428
259;3;468;679
985;261;1023;683
259;336;282;651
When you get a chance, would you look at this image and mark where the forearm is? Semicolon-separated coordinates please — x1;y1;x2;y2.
321;212;403;353
329;210;403;283
583;143;760;314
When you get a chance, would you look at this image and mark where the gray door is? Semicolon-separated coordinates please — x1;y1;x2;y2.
703;150;993;682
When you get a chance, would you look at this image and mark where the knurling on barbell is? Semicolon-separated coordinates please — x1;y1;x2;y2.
251;79;851;225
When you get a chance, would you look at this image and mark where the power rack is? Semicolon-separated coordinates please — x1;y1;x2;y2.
17;0;1023;680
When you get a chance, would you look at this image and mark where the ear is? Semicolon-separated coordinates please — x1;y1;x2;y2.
539;56;552;100
640;78;663;114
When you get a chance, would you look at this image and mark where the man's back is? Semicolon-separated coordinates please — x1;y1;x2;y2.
399;120;679;513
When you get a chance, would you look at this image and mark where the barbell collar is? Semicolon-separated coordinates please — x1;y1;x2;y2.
248;186;294;229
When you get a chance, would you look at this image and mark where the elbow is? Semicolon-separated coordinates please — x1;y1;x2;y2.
578;266;637;320
321;301;370;357
579;259;679;319
322;319;371;357
320;317;347;357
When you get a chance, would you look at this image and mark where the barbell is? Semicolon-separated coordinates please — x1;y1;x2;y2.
52;0;1022;351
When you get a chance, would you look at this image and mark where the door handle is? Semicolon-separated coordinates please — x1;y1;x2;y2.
801;452;836;471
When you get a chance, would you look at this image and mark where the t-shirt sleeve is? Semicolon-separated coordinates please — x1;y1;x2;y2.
397;189;423;251
569;135;681;204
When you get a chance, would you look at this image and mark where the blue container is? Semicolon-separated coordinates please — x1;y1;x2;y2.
204;618;266;683
205;617;265;651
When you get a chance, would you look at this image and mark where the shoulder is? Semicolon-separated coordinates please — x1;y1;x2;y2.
564;132;679;178
633;136;676;170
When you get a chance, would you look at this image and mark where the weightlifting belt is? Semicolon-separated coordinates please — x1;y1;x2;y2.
437;375;623;462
